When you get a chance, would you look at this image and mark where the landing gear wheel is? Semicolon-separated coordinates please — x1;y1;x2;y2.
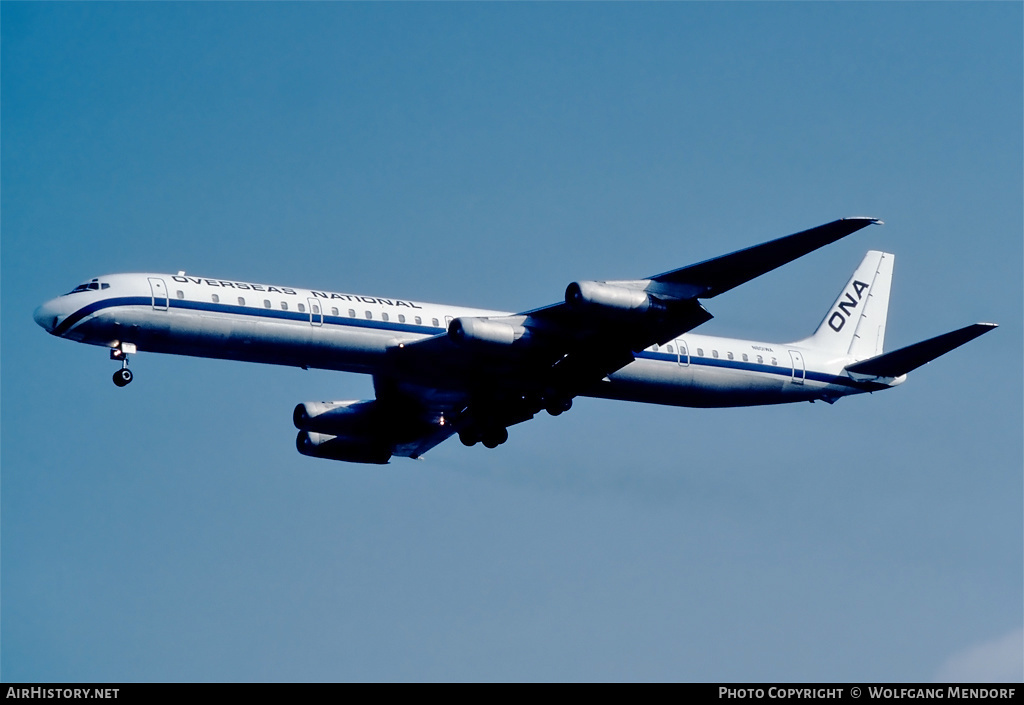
113;368;133;387
545;397;572;416
459;431;478;447
481;427;508;449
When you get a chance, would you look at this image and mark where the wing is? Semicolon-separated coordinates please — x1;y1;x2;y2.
376;217;881;455
646;216;882;298
371;373;463;459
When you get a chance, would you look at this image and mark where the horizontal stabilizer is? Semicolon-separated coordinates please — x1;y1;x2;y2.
649;217;882;299
844;323;997;378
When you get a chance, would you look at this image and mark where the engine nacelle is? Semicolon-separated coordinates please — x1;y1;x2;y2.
293;400;381;436
296;431;392;465
448;317;529;346
565;281;665;314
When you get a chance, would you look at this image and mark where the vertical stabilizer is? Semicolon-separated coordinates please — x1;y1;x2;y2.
794;251;894;359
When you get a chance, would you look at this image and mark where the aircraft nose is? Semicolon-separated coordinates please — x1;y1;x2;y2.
33;299;63;334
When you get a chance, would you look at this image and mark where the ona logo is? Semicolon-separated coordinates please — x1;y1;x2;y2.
828;280;870;332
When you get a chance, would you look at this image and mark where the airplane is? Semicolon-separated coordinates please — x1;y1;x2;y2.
33;217;997;464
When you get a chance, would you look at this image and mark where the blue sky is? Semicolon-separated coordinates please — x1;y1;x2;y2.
3;3;1021;682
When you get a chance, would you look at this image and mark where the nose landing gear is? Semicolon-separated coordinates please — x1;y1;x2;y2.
110;343;136;387
113;367;133;387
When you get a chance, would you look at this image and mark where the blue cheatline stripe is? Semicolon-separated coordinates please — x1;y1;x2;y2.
54;295;446;338
167;297;444;335
54;296;150;336
58;295;867;389
633;350;865;389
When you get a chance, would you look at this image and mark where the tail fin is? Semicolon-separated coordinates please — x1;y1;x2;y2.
844;323;998;379
795;250;894;359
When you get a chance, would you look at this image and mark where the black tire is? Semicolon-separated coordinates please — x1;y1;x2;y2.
546;398;571;416
481;427;508;449
113;368;133;387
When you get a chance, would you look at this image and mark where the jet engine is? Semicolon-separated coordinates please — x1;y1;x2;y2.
293;400;381;436
565;281;666;314
293;400;392;464
296;431;392;465
448;317;529;346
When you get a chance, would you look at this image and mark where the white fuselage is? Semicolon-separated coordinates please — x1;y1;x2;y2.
34;272;892;408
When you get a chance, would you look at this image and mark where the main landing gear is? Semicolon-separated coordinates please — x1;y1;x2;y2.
544;396;572;416
457;394;573;450
110;344;135;387
459;425;509;449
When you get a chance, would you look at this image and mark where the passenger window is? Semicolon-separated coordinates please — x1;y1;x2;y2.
415;316;422;325
771;358;777;366
667;345;674;353
696;348;704;356
298;303;305;313
348;309;356;318
381;312;389;322
652;344;659;352
398;314;406;323
211;294;220;303
238;297;245;306
312;305;320;314
727;352;734;360
176;290;184;299
331;307;338;316
281;302;288;311
432;318;439;327
365;311;372;320
712;350;719;359
757;355;763;364
742;354;748;362
264;300;271;308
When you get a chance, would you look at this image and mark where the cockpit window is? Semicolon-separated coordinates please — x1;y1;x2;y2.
67;279;109;294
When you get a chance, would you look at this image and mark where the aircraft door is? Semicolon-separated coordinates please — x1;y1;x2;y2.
789;350;805;384
307;297;323;327
148;277;168;311
676;339;690;366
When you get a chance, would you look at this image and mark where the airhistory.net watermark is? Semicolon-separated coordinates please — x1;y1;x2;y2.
5;689;118;699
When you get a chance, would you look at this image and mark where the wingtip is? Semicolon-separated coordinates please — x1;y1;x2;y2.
844;216;884;225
